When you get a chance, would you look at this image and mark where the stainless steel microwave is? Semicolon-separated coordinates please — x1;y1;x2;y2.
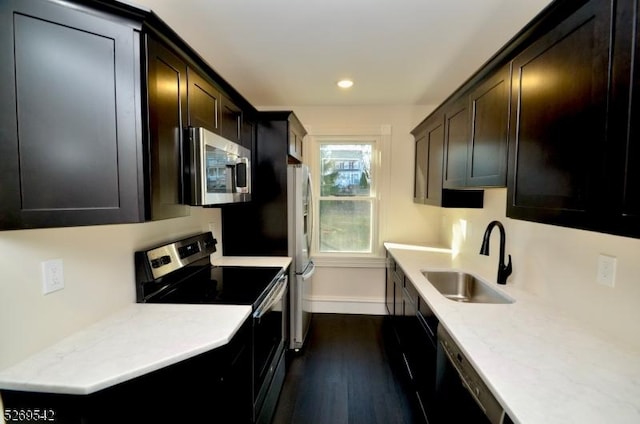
185;127;251;206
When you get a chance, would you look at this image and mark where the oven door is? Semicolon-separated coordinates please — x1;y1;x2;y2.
253;274;288;423
187;127;251;206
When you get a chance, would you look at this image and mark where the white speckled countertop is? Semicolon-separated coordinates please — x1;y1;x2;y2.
0;256;291;396
0;304;251;395
211;256;292;269
384;242;640;424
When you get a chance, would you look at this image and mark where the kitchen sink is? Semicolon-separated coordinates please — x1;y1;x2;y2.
422;271;514;304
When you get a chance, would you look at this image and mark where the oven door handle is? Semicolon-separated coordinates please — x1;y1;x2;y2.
253;276;288;320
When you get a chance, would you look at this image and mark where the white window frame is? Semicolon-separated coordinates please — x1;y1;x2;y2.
305;125;391;268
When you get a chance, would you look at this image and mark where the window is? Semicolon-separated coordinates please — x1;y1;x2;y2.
316;141;376;254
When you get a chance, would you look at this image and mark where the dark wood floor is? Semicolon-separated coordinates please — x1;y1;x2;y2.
271;314;423;424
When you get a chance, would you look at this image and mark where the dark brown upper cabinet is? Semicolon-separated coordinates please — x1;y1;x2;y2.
467;64;510;187
145;35;190;221
221;111;307;256
507;0;620;230
413;114;444;205
255;111;306;164
621;0;640;227
584;0;636;237
0;0;143;229
187;66;221;134
441;65;510;190
288;123;306;163
442;96;470;189
220;95;243;146
412;0;640;238
413;113;483;208
0;0;258;230
242;117;256;152
506;0;640;238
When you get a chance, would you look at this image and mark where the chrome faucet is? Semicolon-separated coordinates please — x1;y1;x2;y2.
479;220;512;285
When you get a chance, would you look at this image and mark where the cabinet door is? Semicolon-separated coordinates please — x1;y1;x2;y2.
385;255;395;315
288;128;304;162
617;1;640;233
146;36;190;220
413;114;445;205
443;97;469;189
289;130;300;162
467;64;510;187
187;67;221;134
220;95;242;144
507;0;613;227
287;115;306;163
242;117;255;151
393;276;403;321
0;0;142;229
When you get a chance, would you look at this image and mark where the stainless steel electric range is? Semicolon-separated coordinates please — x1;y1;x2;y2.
134;232;288;424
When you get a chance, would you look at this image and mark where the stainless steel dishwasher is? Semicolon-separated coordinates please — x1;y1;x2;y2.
435;324;514;424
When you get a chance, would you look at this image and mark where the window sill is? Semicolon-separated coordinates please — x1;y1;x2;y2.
311;255;386;268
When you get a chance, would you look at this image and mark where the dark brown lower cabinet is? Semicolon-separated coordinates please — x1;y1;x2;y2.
0;319;253;424
385;252;438;424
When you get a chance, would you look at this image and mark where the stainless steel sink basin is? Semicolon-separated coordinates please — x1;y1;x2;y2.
422;271;514;304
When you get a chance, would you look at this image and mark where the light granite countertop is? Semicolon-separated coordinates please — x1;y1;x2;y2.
0;304;251;395
211;256;292;269
384;242;640;424
0;256;291;396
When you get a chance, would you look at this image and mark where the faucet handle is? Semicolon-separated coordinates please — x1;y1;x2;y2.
500;254;513;284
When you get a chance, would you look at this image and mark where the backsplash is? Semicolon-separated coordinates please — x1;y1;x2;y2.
442;188;640;350
0;208;221;370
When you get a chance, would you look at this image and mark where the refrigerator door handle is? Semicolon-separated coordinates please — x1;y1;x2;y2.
299;261;316;280
306;170;315;256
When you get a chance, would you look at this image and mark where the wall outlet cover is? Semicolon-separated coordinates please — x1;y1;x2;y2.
42;259;64;294
596;254;616;288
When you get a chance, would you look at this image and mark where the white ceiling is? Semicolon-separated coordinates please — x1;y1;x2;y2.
130;0;554;107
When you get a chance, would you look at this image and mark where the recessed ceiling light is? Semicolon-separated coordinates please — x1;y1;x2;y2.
337;79;354;89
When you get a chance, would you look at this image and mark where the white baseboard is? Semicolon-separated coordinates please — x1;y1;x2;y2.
305;296;387;315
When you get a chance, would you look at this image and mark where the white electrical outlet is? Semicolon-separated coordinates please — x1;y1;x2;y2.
42;259;64;294
596;254;616;288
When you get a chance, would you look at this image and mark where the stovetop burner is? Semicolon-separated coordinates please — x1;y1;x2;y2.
134;232;284;309
147;265;284;308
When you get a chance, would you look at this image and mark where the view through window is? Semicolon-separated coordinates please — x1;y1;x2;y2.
318;142;375;253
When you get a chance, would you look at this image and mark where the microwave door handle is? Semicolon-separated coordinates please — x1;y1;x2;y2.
235;157;249;193
253;276;288;320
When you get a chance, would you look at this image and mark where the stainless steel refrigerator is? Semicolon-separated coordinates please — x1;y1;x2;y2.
287;164;315;350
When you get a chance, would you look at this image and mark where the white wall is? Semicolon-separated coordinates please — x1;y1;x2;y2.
0;208;222;370
260;105;443;313
442;188;640;350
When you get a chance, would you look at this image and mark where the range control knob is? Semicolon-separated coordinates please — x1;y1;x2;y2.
150;255;171;268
